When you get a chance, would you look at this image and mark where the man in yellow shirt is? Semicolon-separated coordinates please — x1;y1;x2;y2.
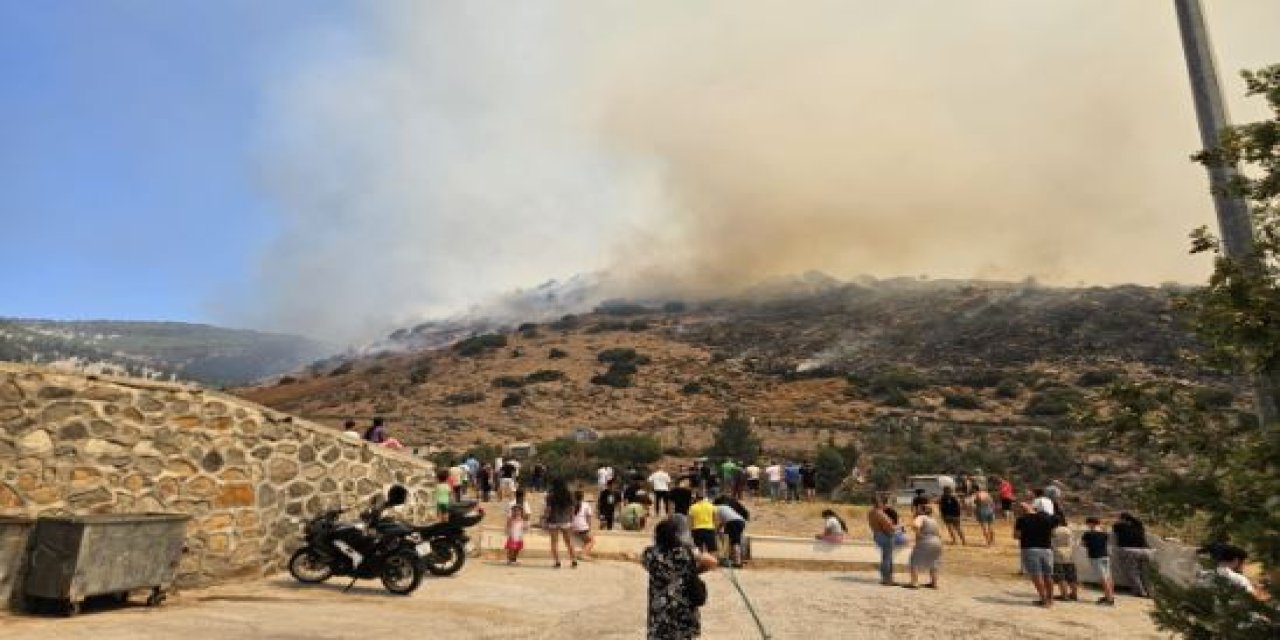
688;494;718;555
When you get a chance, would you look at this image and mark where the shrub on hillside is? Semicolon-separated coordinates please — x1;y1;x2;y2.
595;301;651;316
597;347;640;364
454;333;508;357
1023;388;1083;416
586;320;628;334
943;392;981;410
548;347;569;359
627;319;651;332
329;362;354;377
1077;369;1121;387
1192;385;1235;409
550;314;580;331
517;323;539;339
593;434;662;466
590;366;634;388
409;361;431;384
680;381;703;395
814;446;849;493
491;375;525;389
868;368;929;394
443;391;486;406
995;378;1021;398
276;375;297;385
501;393;523;408
880;387;911;407
525;369;567;384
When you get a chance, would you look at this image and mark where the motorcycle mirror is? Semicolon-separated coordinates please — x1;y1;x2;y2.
386;484;408;507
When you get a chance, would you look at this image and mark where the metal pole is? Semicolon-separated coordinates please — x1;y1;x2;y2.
1173;0;1278;427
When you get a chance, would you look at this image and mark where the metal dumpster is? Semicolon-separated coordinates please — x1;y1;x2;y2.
24;513;190;614
0;516;35;611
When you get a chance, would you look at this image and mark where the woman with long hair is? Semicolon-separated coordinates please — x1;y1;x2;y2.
642;518;717;639
543;477;578;568
815;509;847;543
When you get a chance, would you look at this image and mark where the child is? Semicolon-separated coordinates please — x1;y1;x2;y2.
1051;512;1079;601
434;468;452;518
571;490;596;560
815;509;847;543
1081;516;1115;606
505;504;526;565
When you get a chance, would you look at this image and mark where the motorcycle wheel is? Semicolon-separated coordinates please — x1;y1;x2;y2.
288;547;334;583
424;539;466;576
380;548;424;595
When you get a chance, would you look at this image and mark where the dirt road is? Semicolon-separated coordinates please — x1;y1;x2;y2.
1;559;1160;639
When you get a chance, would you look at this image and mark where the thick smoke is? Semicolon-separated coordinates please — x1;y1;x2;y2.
240;0;1280;343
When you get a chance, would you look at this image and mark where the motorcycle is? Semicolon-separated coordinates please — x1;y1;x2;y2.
287;485;425;595
410;500;485;576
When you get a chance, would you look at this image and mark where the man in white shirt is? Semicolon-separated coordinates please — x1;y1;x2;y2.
597;465;613;492
764;462;783;503
649;467;672;515
341;420;361;439
1199;544;1258;598
745;463;761;498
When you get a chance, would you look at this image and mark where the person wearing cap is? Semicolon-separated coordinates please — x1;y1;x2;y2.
1014;499;1059;607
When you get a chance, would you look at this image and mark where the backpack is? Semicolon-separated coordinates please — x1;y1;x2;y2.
683;548;707;607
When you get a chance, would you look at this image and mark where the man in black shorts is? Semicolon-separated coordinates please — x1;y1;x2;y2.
939;486;966;545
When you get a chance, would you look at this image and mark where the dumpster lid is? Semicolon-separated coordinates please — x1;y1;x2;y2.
36;513;192;524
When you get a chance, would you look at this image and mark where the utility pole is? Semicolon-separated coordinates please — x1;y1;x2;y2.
1173;0;1279;427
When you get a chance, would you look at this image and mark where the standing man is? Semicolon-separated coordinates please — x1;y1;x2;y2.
719;459;737;498
648;466;672;516
800;461;818;501
1014;501;1058;608
597;464;614;494
765;461;782;503
713;496;748;568
745;462;761;499
688;493;718;557
784;461;802;503
939;486;966;546
868;495;897;586
597;479;621;531
911;488;930;516
530;461;546;493
498;458;517;501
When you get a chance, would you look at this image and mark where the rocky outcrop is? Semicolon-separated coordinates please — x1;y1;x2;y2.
0;363;435;586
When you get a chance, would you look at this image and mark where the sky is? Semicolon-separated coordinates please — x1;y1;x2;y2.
2;1;1278;342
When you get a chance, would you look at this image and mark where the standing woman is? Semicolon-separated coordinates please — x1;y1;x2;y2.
905;505;944;589
543;478;578;568
643;518;717;640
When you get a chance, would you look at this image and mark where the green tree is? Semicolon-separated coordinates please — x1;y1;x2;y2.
1082;65;1280;637
593;434;663;467
813;446;848;493
705;410;761;461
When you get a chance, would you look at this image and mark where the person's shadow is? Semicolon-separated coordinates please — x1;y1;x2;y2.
830;574;884;585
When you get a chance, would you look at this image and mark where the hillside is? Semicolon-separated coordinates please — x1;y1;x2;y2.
0;318;333;386
236;280;1232;443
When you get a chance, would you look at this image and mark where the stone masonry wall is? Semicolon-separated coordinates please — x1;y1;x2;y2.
0;363;436;586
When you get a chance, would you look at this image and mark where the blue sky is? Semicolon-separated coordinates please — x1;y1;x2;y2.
0;0;356;325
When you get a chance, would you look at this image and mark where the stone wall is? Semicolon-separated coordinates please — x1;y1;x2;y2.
0;363;436;586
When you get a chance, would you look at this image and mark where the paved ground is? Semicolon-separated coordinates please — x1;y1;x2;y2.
0;560;1161;639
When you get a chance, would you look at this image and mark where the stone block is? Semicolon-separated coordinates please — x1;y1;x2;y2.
70;466;102;489
257;485;278;507
132;441;162;457
136;395;164;413
286;482;314;499
235;510;258;529
185;476;217;498
166;460;198;476
204;512;235;529
17;430;52;455
215;484;254;508
0;483;22;508
83;385;129;403
203;401;228;416
83;438;125;458
207;416;233;431
57;421;89;440
201;451;225;473
267;458;299;483
172;415;202;428
0;380;23;402
0;405;22;422
39;401;95;424
37;386;75;399
207;533;231;553
67;486;113;509
302;464;325;481
136;457;163;476
218;468;248;483
122;473;148;492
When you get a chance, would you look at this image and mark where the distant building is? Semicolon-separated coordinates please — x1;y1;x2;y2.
506;442;537;458
568;426;599;443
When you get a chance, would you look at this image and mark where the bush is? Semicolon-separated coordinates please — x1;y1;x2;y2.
276;376;297;385
995;378;1021;398
605;361;638;375
585;320;627;334
814;446;849;493
593;434;662;466
590;368;634;388
454;333;509;356
516;323;539;338
627;319;651;332
329;362;354;377
501;393;523;408
525;369;567;384
548;348;569;359
943;392;981;410
680;381;703;395
491;375;525;389
409;362;431;384
868;368;929;394
549;314;580;331
1077;369;1121;387
953;368;1005;389
597;347;639;364
880;387;911;407
704;409;761;461
1024;388;1083;416
595;301;651;316
443;391;486;406
1192;386;1234;409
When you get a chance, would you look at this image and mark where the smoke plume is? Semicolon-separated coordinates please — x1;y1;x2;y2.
238;0;1280;342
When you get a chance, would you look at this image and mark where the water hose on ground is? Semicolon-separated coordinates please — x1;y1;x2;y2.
725;565;771;640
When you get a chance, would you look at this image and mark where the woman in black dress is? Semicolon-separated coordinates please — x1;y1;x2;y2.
642;518;716;640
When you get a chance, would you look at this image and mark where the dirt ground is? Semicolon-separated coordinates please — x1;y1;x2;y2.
1;559;1159;640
